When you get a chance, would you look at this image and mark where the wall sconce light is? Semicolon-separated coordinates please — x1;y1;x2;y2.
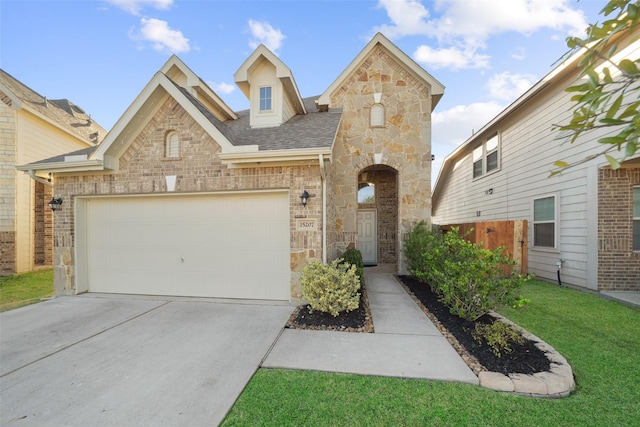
48;197;63;212
300;190;309;207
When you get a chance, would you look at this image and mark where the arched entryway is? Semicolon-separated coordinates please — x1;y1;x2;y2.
356;165;398;266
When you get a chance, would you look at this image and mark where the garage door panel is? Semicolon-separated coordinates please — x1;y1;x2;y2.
85;193;290;300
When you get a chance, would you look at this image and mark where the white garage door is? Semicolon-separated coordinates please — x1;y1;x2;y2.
83;192;290;300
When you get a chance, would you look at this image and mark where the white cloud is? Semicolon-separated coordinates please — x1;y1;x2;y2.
248;20;285;53
374;0;432;38
413;44;490;70
106;0;173;15
432;102;506;147
136;18;190;54
485;72;536;101
375;0;589;70
210;82;235;95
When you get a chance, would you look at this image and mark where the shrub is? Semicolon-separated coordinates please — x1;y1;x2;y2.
300;259;361;317
472;320;525;358
340;248;364;286
404;224;531;320
402;221;445;285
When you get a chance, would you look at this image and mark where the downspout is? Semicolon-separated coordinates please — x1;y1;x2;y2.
28;170;53;187
319;154;327;264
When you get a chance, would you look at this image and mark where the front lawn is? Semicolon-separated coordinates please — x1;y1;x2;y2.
0;269;55;312
222;279;640;426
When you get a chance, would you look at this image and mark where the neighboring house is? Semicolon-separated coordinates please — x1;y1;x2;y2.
0;70;105;275
432;35;640;292
18;33;444;301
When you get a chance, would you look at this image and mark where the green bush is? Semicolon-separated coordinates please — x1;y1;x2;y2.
300;259;361;317
404;224;530;320
472;320;525;358
340;248;364;285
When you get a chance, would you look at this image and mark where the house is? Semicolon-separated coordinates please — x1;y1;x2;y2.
17;33;444;301
1;70;106;275
432;34;640;292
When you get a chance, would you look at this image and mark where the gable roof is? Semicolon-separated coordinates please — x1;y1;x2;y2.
317;33;445;111
234;44;306;115
0;69;106;145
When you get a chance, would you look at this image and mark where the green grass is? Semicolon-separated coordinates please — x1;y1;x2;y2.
222;279;640;426
0;269;55;312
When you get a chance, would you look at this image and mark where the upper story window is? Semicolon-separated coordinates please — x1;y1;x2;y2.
633;187;640;251
165;131;179;158
473;133;500;178
358;182;375;204
370;104;384;127
533;195;556;248
259;86;272;111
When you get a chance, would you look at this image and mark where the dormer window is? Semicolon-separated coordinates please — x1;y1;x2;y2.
165;131;179;158
259;86;272;111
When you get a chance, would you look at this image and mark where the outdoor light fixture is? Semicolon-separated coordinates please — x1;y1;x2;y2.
300;190;310;207
48;197;63;212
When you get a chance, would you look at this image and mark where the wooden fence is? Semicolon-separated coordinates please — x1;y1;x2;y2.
441;220;528;275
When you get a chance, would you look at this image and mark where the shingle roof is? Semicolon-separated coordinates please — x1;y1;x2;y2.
28;146;98;165
0;69;107;144
225;97;341;150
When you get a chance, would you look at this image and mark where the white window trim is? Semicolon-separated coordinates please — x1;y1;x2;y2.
531;193;559;252
472;132;501;180
258;86;273;113
633;186;640;252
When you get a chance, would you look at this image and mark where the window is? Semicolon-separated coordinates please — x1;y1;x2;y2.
358;182;375;204
472;133;500;178
370;104;384;127
533;195;555;248
165;131;179;158
633;187;640;251
259;86;272;111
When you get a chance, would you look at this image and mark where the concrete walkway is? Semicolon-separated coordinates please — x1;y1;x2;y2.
263;266;479;384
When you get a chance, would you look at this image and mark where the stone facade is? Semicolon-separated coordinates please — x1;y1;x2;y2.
53;97;323;297
598;167;640;291
327;45;433;273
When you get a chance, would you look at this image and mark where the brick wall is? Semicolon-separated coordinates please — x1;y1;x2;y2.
53;97;323;297
598;166;640;291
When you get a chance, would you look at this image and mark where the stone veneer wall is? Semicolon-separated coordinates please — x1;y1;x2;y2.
0;100;17;275
328;45;433;273
53;97;323;297
598;167;640;290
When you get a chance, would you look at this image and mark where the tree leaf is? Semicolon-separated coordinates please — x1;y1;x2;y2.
605;94;624;119
599;136;627;145
625;140;637;157
619;59;639;75
553;160;569;168
605;154;621;169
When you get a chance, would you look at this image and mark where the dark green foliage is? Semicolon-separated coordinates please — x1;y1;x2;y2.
340;248;364;285
403;223;530;320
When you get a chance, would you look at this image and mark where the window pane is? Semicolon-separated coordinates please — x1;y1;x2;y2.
165;132;179;158
473;160;483;178
486;133;498;151
472;146;483;162
534;223;555;247
371;104;384;126
633;221;640;251
534;197;555;221
487;150;498;171
634;187;640;217
358;183;375;203
259;87;272;111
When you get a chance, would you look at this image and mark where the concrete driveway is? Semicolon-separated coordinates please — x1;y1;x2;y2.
0;295;293;426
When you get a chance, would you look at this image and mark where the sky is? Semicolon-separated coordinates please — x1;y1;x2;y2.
0;0;605;183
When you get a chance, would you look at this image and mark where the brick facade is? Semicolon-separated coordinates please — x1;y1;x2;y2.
598;167;640;291
53;97;323;297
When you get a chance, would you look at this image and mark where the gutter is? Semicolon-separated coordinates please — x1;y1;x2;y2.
27;170;52;187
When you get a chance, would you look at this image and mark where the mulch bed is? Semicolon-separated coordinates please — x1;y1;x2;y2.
285;285;374;333
397;275;551;375
286;276;551;376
